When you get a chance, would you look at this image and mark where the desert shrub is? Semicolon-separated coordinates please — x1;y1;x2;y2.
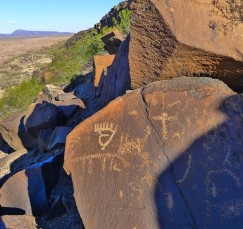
0;79;44;118
45;27;112;86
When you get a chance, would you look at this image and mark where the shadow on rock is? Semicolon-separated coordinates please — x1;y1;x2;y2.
155;95;243;229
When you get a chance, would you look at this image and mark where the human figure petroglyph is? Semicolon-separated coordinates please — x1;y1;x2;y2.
153;113;177;139
94;122;118;150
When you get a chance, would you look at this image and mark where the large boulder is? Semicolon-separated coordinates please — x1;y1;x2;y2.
53;95;85;119
0;153;63;216
64;78;243;229
24;101;64;138
0;113;36;150
128;0;243;90
99;0;243;107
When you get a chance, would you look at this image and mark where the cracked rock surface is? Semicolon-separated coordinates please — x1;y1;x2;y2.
64;77;243;229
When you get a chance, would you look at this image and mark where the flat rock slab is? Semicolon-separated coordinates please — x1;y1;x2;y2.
64;77;243;229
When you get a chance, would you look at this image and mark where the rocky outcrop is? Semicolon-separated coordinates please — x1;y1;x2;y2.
94;1;128;31
0;113;36;150
0;153;63;216
24;102;64;138
128;0;243;91
98;0;243;107
93;55;115;87
99;36;131;107
64;77;243;228
101;29;124;54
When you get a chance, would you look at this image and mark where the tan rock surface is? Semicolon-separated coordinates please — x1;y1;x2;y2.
64;77;243;228
93;55;115;87
129;0;243;90
0;215;36;229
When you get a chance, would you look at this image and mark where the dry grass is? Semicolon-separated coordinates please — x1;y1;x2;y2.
0;36;71;93
0;36;70;64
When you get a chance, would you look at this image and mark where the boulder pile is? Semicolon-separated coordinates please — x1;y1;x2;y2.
1;0;243;228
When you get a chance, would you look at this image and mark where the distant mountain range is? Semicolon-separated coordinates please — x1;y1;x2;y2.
0;30;74;39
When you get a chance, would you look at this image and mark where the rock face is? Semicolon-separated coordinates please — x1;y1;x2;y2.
24;102;64;138
93;55;115;87
99;0;243;107
64;78;243;229
0;153;63;216
128;0;243;91
0;215;36;229
0;113;36;150
101;29;124;54
99;37;131;107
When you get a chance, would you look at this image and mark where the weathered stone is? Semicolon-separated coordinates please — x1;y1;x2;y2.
99;0;243;107
0;149;27;183
47;127;72;151
128;0;243;91
0;113;36;150
53;98;85;119
37;129;53;153
24;101;64;138
101;29;124;54
99;37;131;107
64;78;243;228
0;153;63;216
93;55;115;87
0;215;36;229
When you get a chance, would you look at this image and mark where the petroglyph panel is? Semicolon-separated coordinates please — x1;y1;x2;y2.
94;123;118;150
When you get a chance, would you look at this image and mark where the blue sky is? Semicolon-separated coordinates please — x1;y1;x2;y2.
0;0;122;33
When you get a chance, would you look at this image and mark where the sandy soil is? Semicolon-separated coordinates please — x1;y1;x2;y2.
0;36;70;64
0;36;71;95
